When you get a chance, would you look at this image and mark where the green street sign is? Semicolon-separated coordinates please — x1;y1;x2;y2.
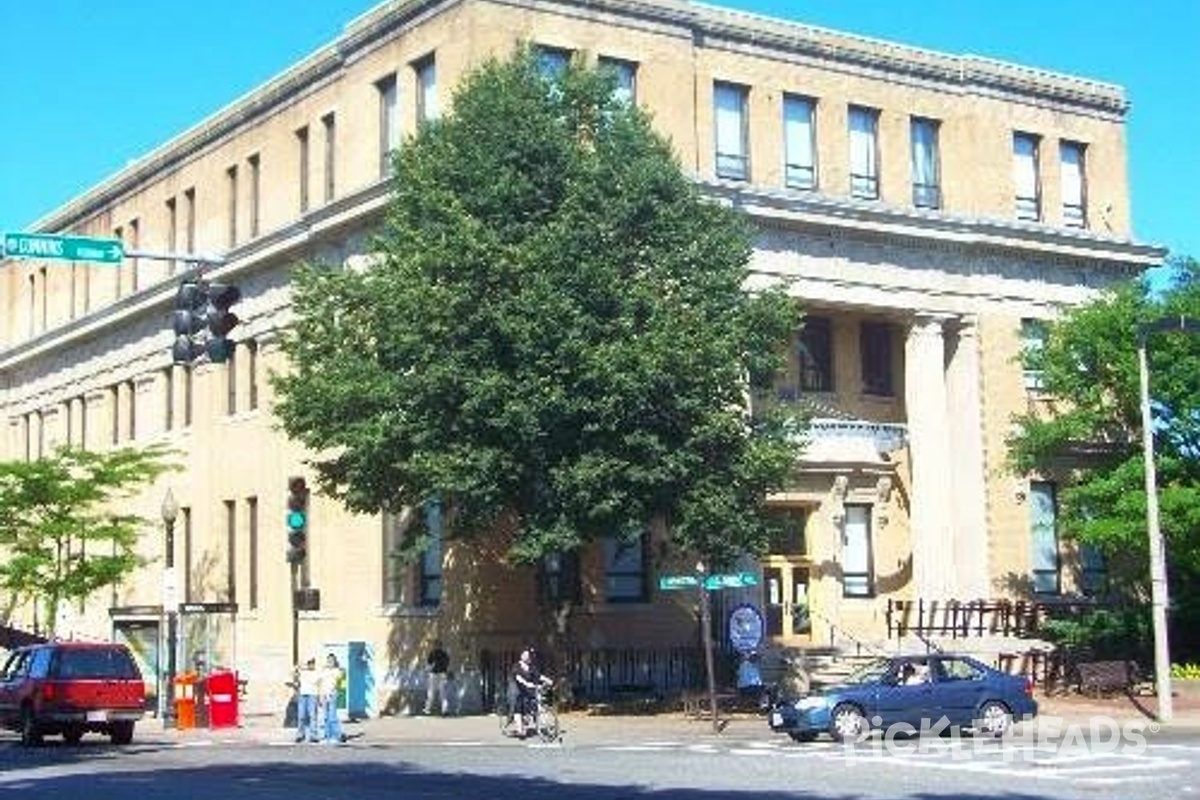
3;232;124;264
657;575;700;591
703;572;759;590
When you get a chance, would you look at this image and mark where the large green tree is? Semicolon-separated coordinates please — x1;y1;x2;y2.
273;49;805;569
1009;256;1200;644
0;444;175;635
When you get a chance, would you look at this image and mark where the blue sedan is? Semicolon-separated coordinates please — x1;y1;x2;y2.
768;654;1037;742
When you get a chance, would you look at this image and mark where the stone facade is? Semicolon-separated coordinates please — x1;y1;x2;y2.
0;0;1163;714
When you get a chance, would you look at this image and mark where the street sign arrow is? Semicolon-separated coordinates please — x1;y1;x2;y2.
703;572;759;590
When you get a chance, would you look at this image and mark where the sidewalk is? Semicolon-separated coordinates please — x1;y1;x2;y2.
155;690;1200;746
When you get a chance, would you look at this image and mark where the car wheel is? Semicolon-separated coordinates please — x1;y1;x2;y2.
62;727;85;745
829;703;868;743
976;701;1013;737
787;731;818;743
110;721;135;745
19;706;43;747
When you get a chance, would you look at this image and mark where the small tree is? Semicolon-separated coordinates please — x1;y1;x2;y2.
273;48;806;571
0;444;175;636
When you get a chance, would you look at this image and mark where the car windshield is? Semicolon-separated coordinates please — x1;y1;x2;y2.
840;658;893;685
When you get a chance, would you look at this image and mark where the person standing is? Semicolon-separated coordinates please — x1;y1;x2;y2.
424;640;451;716
319;653;347;743
512;648;552;738
294;657;320;743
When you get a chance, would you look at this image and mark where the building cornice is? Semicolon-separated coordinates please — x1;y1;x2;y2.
701;181;1166;272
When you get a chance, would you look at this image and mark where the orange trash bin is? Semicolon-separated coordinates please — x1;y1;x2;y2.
173;673;199;730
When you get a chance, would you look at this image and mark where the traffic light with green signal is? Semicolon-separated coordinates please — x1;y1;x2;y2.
286;476;310;565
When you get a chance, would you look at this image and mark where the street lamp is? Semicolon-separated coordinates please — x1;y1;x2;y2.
160;489;180;729
1137;315;1200;723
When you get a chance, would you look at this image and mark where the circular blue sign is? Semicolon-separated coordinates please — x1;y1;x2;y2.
728;603;765;654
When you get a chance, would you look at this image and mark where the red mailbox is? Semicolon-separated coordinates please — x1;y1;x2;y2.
205;669;240;729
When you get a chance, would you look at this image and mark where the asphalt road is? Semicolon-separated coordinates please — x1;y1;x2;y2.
3;723;1199;800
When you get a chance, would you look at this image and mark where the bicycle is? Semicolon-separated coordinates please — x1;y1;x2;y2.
499;685;559;743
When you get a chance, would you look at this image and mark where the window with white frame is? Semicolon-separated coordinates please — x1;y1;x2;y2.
910;117;941;209
783;94;816;190
604;533;648;603
842;504;874;597
1060;140;1087;228
714;81;749;181
848;106;879;199
1014;132;1041;221
598;57;636;106
377;74;399;178
415;55;439;124
1020;318;1048;392
418;500;443;606
1029;481;1060;594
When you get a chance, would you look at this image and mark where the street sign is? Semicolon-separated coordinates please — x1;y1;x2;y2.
658;575;700;591
3;232;124;264
703;571;759;590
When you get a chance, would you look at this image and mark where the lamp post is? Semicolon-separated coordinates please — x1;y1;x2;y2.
1137;315;1200;723
161;489;180;729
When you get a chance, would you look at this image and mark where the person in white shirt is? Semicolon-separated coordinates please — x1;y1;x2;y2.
294;658;320;743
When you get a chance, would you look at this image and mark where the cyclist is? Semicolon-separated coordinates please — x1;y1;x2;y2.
512;648;553;739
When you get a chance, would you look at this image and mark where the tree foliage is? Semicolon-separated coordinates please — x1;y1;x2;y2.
1009;256;1200;586
0;444;175;634
273;48;806;567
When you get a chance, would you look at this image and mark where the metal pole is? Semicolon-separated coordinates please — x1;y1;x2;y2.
163;518;178;729
697;567;720;734
1138;333;1173;721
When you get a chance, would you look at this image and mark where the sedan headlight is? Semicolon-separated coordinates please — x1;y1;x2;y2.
796;695;829;711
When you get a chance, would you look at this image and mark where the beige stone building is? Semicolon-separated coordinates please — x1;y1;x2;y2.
0;0;1163;715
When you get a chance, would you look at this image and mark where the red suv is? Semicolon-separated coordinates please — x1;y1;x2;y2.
0;641;146;746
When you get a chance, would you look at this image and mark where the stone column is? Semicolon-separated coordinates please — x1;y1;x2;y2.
904;315;954;600
946;319;990;600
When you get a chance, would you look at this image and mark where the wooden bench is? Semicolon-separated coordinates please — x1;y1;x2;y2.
1077;660;1139;697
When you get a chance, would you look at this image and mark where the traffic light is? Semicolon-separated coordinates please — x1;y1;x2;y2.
286;476;310;565
169;279;241;365
204;282;241;364
171;280;208;365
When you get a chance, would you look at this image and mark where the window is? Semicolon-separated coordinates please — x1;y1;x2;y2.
783;94;817;190
248;154;261;238
182;506;193;602
110;385;119;445
535;46;571;80
798;317;833;392
598;56;636;105
415;55;439;123
125;379;136;441
322;112;336;203
376;74;399;178
1020;318;1047;392
1014;132;1041;221
860;321;894;397
848;106;879;199
247;496;259;611
113;226;123;298
183;365;194;426
225;499;237;603
164;367;174;431
713;82;749;181
910;117;941;209
128;218;140;292
227;344;237;416
842;504;874;597
1080;542;1107;596
38;266;48;331
767;507;808;556
418;500;443;606
246;339;259;411
296;126;310;213
382;513;406;605
603;533;648;603
26;273;34;337
226;164;239;246
1060;140;1087;228
1029;481;1060;594
184;187;196;253
540;551;582;607
79;395;88;451
166;197;178;275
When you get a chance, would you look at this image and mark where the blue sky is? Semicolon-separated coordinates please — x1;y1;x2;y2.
1;1;1195;261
